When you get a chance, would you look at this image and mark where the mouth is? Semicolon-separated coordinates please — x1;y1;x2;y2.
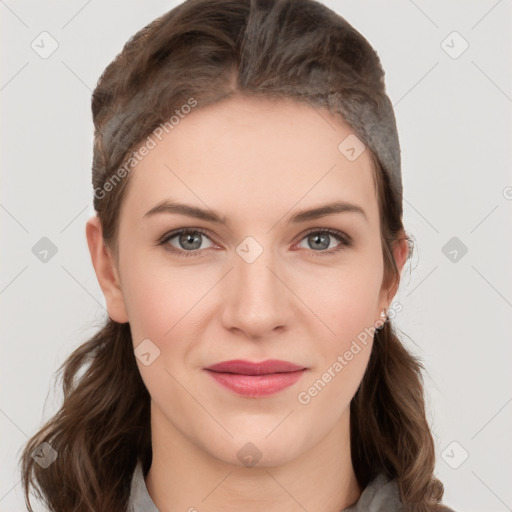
204;359;307;397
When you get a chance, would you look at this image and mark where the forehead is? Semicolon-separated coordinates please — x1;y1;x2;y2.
120;95;379;229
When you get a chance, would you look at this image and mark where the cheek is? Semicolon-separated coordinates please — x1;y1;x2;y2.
122;252;216;343
297;340;372;430
124;261;209;405
122;256;223;400
304;254;384;339
314;290;376;386
300;253;382;408
296;264;380;414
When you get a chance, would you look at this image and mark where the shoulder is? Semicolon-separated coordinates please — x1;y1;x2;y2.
343;474;457;512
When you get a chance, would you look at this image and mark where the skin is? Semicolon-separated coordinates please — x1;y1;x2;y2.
86;94;408;512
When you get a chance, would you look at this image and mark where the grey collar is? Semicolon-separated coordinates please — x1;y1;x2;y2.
127;460;404;512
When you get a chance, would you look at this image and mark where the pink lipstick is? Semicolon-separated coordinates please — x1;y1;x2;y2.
204;359;306;397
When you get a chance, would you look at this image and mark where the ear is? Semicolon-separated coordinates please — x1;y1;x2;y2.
377;229;410;312
85;215;129;323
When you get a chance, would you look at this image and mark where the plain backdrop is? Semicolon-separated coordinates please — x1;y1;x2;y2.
1;1;511;511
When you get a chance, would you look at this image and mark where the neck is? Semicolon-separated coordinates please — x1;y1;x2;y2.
145;404;362;512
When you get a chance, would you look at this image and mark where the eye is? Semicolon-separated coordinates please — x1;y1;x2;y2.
158;228;215;257
157;227;352;258
295;228;352;255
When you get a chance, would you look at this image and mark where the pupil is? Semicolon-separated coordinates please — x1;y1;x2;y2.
311;233;329;250
181;232;201;249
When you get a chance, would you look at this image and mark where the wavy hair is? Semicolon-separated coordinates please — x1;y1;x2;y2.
20;0;449;510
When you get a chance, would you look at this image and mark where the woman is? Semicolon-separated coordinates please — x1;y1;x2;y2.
19;0;455;511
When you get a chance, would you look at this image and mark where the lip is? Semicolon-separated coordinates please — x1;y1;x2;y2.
204;359;307;397
206;359;305;375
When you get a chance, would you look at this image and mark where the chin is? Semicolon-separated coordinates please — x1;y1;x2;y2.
204;428;311;469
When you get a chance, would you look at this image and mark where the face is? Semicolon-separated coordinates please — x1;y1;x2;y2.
89;95;401;468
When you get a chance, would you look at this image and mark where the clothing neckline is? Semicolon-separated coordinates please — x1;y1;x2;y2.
127;459;404;511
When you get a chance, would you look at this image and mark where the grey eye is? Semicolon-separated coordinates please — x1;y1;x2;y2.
297;231;343;251
167;231;214;251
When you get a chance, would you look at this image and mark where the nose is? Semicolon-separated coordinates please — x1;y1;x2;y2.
220;243;293;340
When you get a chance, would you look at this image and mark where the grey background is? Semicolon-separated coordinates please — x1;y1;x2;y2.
1;1;511;511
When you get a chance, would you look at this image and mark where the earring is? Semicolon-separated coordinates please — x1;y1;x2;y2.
376;309;388;331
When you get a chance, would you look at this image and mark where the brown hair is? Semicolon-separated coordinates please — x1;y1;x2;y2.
19;0;449;510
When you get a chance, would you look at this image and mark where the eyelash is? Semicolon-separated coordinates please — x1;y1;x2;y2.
157;227;353;258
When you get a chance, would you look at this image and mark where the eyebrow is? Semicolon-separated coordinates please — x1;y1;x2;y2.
143;199;367;226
